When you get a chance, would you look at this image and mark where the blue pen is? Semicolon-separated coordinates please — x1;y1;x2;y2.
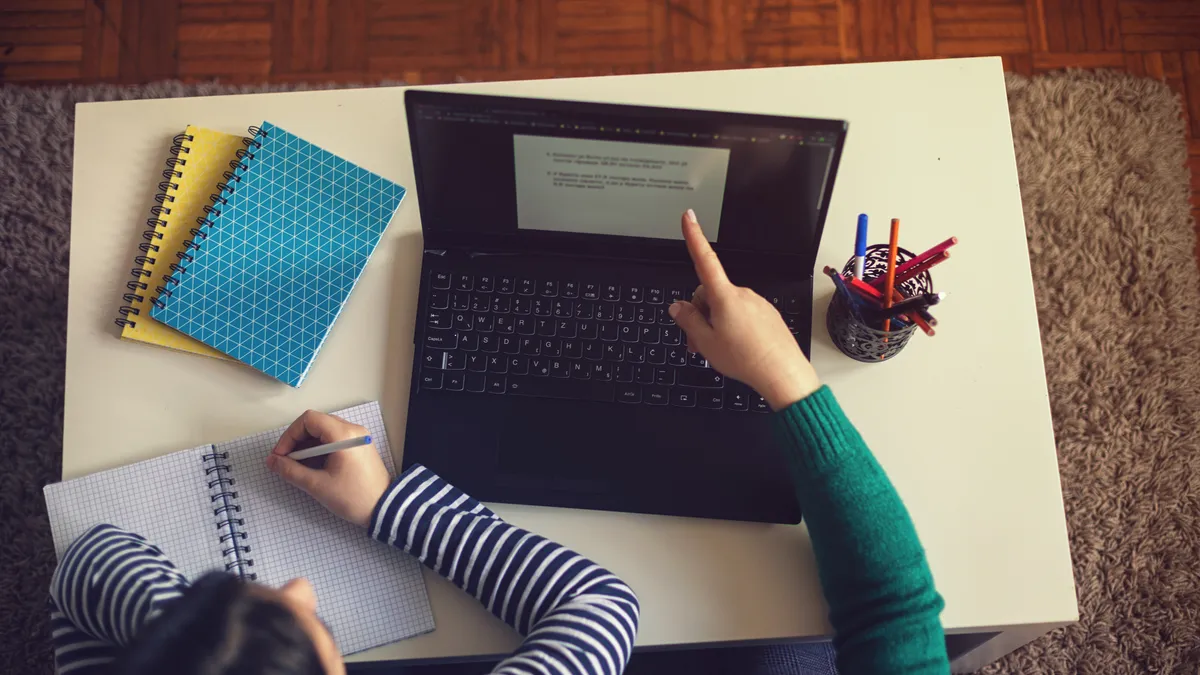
823;266;864;319
854;214;868;279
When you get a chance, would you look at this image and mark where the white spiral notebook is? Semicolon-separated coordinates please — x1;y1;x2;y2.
43;402;434;655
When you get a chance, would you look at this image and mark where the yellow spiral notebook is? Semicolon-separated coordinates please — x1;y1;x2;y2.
115;126;245;358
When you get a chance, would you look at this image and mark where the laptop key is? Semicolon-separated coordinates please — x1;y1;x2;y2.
466;354;486;372
540;280;559;297
563;339;582;359
751;394;771;413
583;340;602;361
515;317;535;335
574;301;595;319
533;298;552;317
640;326;659;344
512;297;531;315
635;306;655;324
625;286;643;303
602;284;620;301
595;303;615;321
495;316;515;334
445;372;465;391
592;362;613;381
465;373;486;393
678;369;724;388
425;329;457;350
725;386;749;411
474;314;494;332
479;334;498;353
668;288;685;303
486;374;506;394
550;358;569;378
529;358;549;376
553;300;573;318
562;281;579;298
427;309;450;329
570;362;590;379
661;326;681;345
635;364;655;385
617;384;641;403
507;376;615;402
556;319;577;338
460;332;480;351
646;345;665;365
477;275;495;293
444;351;464;370
646;287;663;304
453;312;472;331
487;355;508;373
644;385;669;405
581;283;600;300
624;344;646;363
785;295;802;315
520;337;539;355
603;343;623;362
615;363;635;382
536;318;555;336
470;294;489;312
578;321;598;340
454;274;473;292
666;347;687;367
509;356;528;374
431;272;452;290
518;279;536;296
491;295;511;314
420;351;443;369
688;352;708;368
452;292;471;311
497;276;515;294
430;290;449;309
699;391;723;409
655;367;675;386
656;307;674;326
541;338;562;357
499;335;519;355
671;387;697;407
785;315;800;335
421;370;443;390
619;324;638;343
599;323;618;341
616;304;634;323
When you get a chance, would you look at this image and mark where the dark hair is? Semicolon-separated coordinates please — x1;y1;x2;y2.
114;571;324;675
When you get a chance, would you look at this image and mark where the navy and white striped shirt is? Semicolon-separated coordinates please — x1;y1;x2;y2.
49;464;639;675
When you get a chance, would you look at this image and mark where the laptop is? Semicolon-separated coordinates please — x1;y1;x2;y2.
401;90;846;523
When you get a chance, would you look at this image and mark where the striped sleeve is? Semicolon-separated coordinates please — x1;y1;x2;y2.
370;465;640;675
48;524;190;674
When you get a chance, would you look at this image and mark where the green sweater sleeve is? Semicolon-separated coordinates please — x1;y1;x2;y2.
775;385;949;674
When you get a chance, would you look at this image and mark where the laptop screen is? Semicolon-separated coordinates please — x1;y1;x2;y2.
406;90;846;267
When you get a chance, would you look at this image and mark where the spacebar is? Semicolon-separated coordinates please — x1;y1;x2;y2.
507;376;615;402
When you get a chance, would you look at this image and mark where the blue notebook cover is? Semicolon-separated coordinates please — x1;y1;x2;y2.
151;122;406;386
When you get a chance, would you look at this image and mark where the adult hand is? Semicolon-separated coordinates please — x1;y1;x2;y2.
267;410;392;528
669;209;821;410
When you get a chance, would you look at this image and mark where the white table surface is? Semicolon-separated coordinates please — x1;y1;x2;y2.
63;57;1077;666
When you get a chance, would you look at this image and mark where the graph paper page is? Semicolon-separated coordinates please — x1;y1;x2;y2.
44;447;225;581
220;401;434;654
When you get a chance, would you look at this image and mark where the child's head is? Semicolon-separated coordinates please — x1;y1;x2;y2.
115;571;344;675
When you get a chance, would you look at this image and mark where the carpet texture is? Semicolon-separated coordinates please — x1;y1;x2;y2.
0;71;1197;674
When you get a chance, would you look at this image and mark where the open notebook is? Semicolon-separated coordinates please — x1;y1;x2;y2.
43;402;434;655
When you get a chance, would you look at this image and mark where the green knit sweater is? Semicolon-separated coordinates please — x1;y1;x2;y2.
776;386;949;674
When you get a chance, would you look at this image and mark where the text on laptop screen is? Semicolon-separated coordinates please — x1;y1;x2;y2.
408;94;842;256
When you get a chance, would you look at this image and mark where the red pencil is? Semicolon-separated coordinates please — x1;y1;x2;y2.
882;219;900;336
891;250;950;287
871;236;957;289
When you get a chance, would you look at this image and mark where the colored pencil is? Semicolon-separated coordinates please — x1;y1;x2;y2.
871;292;945;320
890;250;950;287
882;219;900;335
871;236;957;289
841;272;935;336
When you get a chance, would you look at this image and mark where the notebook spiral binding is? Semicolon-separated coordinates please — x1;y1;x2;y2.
114;132;194;328
153;126;267;311
201;449;257;580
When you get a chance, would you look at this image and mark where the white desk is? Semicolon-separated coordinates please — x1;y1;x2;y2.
64;57;1076;671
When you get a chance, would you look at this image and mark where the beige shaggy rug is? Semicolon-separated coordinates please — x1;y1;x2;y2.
985;71;1200;673
0;70;1197;673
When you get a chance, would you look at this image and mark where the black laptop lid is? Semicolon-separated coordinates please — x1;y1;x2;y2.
405;90;847;274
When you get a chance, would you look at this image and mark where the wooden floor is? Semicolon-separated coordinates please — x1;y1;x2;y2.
2;0;1199;248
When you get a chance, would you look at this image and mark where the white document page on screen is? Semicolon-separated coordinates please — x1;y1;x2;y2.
513;135;728;241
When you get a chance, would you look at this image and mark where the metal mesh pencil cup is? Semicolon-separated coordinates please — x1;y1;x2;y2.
826;244;934;362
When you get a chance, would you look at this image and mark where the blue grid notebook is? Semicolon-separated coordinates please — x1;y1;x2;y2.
151;122;406;386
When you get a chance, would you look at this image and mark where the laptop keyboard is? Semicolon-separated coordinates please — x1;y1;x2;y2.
417;271;805;412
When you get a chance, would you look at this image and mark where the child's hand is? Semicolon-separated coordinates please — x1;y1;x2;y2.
267;410;392;528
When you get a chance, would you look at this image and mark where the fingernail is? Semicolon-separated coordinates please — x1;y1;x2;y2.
668;302;681;318
685;208;697;224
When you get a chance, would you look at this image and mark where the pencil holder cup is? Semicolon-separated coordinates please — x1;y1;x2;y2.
826;245;933;363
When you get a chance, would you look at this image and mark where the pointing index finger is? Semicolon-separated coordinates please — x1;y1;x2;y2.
681;210;730;288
